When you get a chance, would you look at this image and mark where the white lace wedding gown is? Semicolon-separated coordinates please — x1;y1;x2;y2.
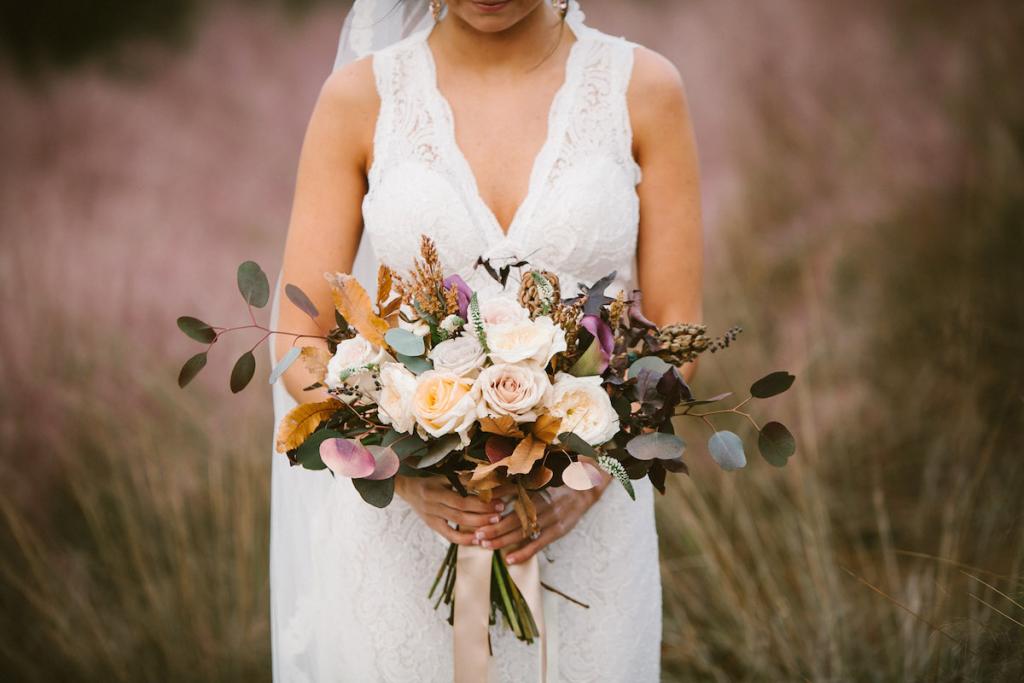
269;13;661;683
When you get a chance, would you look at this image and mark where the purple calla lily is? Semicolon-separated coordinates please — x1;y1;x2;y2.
580;314;615;375
442;274;472;319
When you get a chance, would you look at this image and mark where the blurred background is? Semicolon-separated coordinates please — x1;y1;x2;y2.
1;0;1021;680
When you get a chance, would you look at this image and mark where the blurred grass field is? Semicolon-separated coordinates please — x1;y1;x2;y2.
1;1;1022;681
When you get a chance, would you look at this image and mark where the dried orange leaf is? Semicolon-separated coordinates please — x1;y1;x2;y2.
376;265;393;308
524;465;553;490
275;399;344;453
507;435;547;476
299;346;331;383
479;415;525;438
325;272;390;348
531;414;562;444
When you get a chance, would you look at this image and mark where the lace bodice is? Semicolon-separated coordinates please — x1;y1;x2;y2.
270;12;661;683
362;18;642;298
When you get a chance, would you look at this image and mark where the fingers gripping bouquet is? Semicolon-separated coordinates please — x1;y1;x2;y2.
177;235;797;653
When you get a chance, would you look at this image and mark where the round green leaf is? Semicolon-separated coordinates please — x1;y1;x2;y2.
750;371;795;399
557;431;597;456
758;421;796;467
269;346;301;385
627;356;671;379
415;433;462;469
177;316;216;343
708;430;746;471
230;350;256;393
397;353;432;375
178;352;208;388
353;476;395;508
237;261;270;308
626;432;686;461
292;429;343;470
385;328;426;357
285;283;319;320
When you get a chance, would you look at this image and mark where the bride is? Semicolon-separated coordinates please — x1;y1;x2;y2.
268;0;702;680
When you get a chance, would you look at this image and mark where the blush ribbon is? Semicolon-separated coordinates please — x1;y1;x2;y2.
453;544;548;683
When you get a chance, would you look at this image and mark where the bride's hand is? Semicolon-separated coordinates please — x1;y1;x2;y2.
395;475;513;545
471;472;612;565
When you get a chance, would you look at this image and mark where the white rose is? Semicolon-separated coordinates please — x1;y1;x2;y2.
412;370;480;444
487;316;567;367
477;362;551;423
546;372;619;446
376;362;418;433
477;294;530;326
429;335;486;377
325;336;393;400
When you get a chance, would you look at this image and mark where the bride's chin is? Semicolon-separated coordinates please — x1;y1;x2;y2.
450;0;531;32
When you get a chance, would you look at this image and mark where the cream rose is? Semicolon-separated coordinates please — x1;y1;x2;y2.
477;294;530;326
412;370;480;444
376;362;418;433
429;335;486;377
325;336;393;400
487;316;567;367
476;362;551;423
545;372;620;446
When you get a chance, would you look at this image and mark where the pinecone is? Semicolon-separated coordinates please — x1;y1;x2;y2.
518;270;561;316
655;322;712;365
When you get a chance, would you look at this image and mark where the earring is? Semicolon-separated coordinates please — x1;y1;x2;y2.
431;0;443;22
552;0;568;19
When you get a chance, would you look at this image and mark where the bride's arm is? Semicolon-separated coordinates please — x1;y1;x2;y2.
274;57;378;405
631;45;705;386
474;45;703;564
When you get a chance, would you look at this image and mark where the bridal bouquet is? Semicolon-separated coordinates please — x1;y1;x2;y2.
177;235;796;648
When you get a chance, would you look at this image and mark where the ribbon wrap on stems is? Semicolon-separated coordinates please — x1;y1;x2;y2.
453;543;547;683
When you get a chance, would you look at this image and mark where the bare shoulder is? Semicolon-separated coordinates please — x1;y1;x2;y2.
625;44;692;141
316;54;379;122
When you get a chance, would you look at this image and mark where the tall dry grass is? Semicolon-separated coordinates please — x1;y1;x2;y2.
1;1;1021;681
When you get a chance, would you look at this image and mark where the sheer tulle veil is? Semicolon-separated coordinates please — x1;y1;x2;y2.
268;1;585;678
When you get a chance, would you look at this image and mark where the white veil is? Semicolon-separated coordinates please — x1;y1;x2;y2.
269;1;585;679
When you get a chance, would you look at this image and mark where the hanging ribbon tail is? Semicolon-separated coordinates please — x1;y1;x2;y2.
453;545;548;683
508;555;547;683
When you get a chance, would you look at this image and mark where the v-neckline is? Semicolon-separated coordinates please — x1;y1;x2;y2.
420;21;585;243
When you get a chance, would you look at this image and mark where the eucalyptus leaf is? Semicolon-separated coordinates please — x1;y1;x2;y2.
385;328;426;357
177;316;216;343
416;433;462;469
708;430;747;471
397;353;433;375
683;391;734;407
628;356;671;379
391;433;429;460
557;431;596;456
237;261;270;308
292;429;343;471
750;371;796;399
268;346;301;385
177;352;208;388
285;283;320;320
353;476;395;508
758;421;796;467
230;350;256;394
626;432;686;461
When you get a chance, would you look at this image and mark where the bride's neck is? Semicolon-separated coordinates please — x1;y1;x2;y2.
429;5;568;76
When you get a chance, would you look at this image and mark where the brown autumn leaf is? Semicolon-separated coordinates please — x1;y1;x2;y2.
299;346;331;383
325;272;390;348
274;398;343;453
531;414;562;444
524;465;553;490
507;435;547;476
516;482;539;538
380;296;403;320
479;415;526;438
376;265;393;309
